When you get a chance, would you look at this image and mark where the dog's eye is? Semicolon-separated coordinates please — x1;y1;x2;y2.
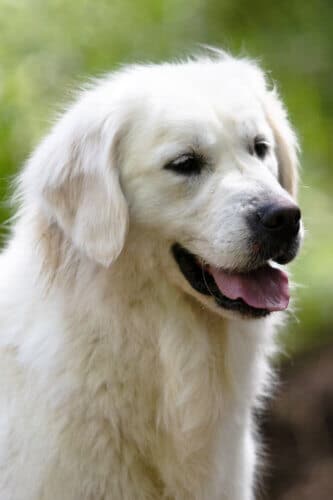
164;153;204;175
253;136;269;159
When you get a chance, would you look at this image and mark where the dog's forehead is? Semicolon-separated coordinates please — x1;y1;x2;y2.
142;95;269;159
138;61;268;135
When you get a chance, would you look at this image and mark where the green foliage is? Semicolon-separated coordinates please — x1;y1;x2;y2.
0;0;332;352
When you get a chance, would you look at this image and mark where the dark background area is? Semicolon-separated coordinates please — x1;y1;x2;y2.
1;1;332;497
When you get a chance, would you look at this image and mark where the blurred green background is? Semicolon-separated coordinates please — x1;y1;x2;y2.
0;0;332;353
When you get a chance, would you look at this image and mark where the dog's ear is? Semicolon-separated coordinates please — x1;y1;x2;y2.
264;87;299;199
23;87;129;267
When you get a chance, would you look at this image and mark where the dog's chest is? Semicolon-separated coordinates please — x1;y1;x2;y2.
40;292;272;499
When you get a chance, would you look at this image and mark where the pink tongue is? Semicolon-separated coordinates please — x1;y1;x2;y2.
208;264;290;312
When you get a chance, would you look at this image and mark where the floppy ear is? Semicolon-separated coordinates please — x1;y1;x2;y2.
264;87;299;199
23;88;129;267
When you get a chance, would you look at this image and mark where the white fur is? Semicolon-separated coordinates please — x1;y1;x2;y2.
0;52;300;499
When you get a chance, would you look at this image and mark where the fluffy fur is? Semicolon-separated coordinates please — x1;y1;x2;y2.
0;52;300;499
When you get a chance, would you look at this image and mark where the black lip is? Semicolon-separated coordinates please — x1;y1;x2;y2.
171;243;270;318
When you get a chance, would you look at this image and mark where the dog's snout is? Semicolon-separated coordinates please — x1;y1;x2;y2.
257;203;301;236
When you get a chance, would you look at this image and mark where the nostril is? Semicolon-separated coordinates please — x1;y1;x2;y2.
292;207;301;225
263;211;286;230
258;204;301;232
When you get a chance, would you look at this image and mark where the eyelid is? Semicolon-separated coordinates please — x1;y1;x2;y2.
255;135;270;145
167;148;203;163
172;153;194;164
164;150;206;175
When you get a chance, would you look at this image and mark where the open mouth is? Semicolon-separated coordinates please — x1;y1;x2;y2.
172;243;290;318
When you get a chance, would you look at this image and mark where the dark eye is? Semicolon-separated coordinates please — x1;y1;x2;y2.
253;136;269;159
164;153;204;175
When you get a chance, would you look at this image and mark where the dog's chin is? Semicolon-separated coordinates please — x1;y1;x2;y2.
171;243;292;319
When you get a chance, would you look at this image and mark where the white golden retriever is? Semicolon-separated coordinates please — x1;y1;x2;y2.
0;51;302;500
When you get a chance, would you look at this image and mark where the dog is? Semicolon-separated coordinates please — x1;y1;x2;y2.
0;51;302;500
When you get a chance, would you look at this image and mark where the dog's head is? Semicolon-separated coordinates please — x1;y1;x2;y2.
21;53;302;319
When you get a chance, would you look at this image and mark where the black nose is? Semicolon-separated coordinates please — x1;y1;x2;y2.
257;203;301;236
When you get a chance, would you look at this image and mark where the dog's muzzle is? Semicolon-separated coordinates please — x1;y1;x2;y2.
172;200;302;318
